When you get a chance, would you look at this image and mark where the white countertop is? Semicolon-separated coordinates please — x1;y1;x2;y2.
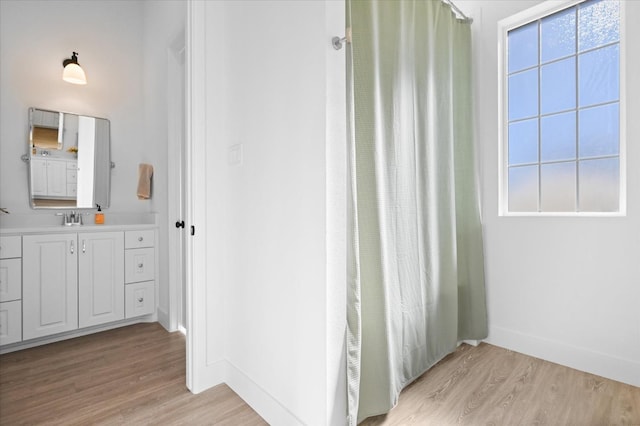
0;212;157;235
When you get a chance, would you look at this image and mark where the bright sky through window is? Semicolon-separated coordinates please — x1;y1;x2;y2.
505;0;621;213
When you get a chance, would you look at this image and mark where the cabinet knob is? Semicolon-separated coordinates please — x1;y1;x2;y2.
138;297;144;303
138;263;144;268
138;237;143;242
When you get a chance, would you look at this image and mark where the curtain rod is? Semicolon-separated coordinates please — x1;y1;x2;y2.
442;0;473;23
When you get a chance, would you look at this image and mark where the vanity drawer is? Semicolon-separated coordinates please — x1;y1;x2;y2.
125;281;155;318
125;248;155;283
0;259;21;302
0;300;22;346
67;169;77;184
0;236;21;259
125;230;154;249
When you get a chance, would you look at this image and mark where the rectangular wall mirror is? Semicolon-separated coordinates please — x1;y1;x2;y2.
27;107;111;209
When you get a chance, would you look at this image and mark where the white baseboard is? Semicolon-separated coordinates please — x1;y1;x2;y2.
157;306;171;331
188;359;226;394
225;362;304;426
487;326;640;387
186;359;304;424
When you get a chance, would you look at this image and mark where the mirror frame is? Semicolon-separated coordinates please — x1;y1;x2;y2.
27;107;112;210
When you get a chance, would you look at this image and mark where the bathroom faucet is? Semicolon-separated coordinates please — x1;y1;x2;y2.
56;211;83;226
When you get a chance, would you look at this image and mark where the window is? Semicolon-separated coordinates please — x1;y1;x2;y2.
499;0;624;215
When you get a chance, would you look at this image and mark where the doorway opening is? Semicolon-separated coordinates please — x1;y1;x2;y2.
167;31;187;334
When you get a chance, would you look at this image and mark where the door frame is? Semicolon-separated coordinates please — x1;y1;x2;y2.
167;29;187;333
185;0;216;393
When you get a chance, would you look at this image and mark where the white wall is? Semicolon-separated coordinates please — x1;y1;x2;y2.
196;1;346;424
0;0;149;216
457;0;640;387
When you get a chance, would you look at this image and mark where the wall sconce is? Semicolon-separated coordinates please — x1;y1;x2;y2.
62;52;87;85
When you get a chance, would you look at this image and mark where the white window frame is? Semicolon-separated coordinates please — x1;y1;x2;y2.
498;0;626;217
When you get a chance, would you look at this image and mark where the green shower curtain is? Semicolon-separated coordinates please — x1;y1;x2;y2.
346;0;488;423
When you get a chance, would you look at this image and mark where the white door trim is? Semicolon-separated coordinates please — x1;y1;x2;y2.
185;0;225;393
167;29;186;333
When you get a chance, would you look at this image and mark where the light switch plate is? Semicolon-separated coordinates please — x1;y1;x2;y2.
228;144;243;166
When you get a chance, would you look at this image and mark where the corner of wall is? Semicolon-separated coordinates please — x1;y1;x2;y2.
225;362;306;426
156;306;171;331
487;326;640;388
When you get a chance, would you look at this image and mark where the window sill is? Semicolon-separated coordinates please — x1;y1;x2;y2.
498;211;626;218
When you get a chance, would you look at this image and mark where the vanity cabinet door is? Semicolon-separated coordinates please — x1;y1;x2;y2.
47;160;67;197
23;234;78;340
31;158;48;196
0;235;21;303
0;300;22;345
0;235;21;259
78;232;124;328
30;159;69;198
0;259;22;302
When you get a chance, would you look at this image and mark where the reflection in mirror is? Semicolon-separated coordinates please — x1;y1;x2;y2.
31;109;63;150
28;108;111;209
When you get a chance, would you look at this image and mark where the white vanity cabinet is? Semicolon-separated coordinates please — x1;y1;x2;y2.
0;236;22;345
30;158;77;198
23;233;78;340
1;227;156;351
78;232;124;328
124;230;155;318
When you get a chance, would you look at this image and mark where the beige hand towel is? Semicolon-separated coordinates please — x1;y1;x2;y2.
137;163;153;200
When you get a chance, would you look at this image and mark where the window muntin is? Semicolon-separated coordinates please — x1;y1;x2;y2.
501;0;622;215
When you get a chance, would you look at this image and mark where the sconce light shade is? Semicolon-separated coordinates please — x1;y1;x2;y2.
62;52;87;85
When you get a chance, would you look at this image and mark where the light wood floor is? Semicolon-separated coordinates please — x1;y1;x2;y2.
1;323;638;425
361;342;640;426
0;323;267;425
